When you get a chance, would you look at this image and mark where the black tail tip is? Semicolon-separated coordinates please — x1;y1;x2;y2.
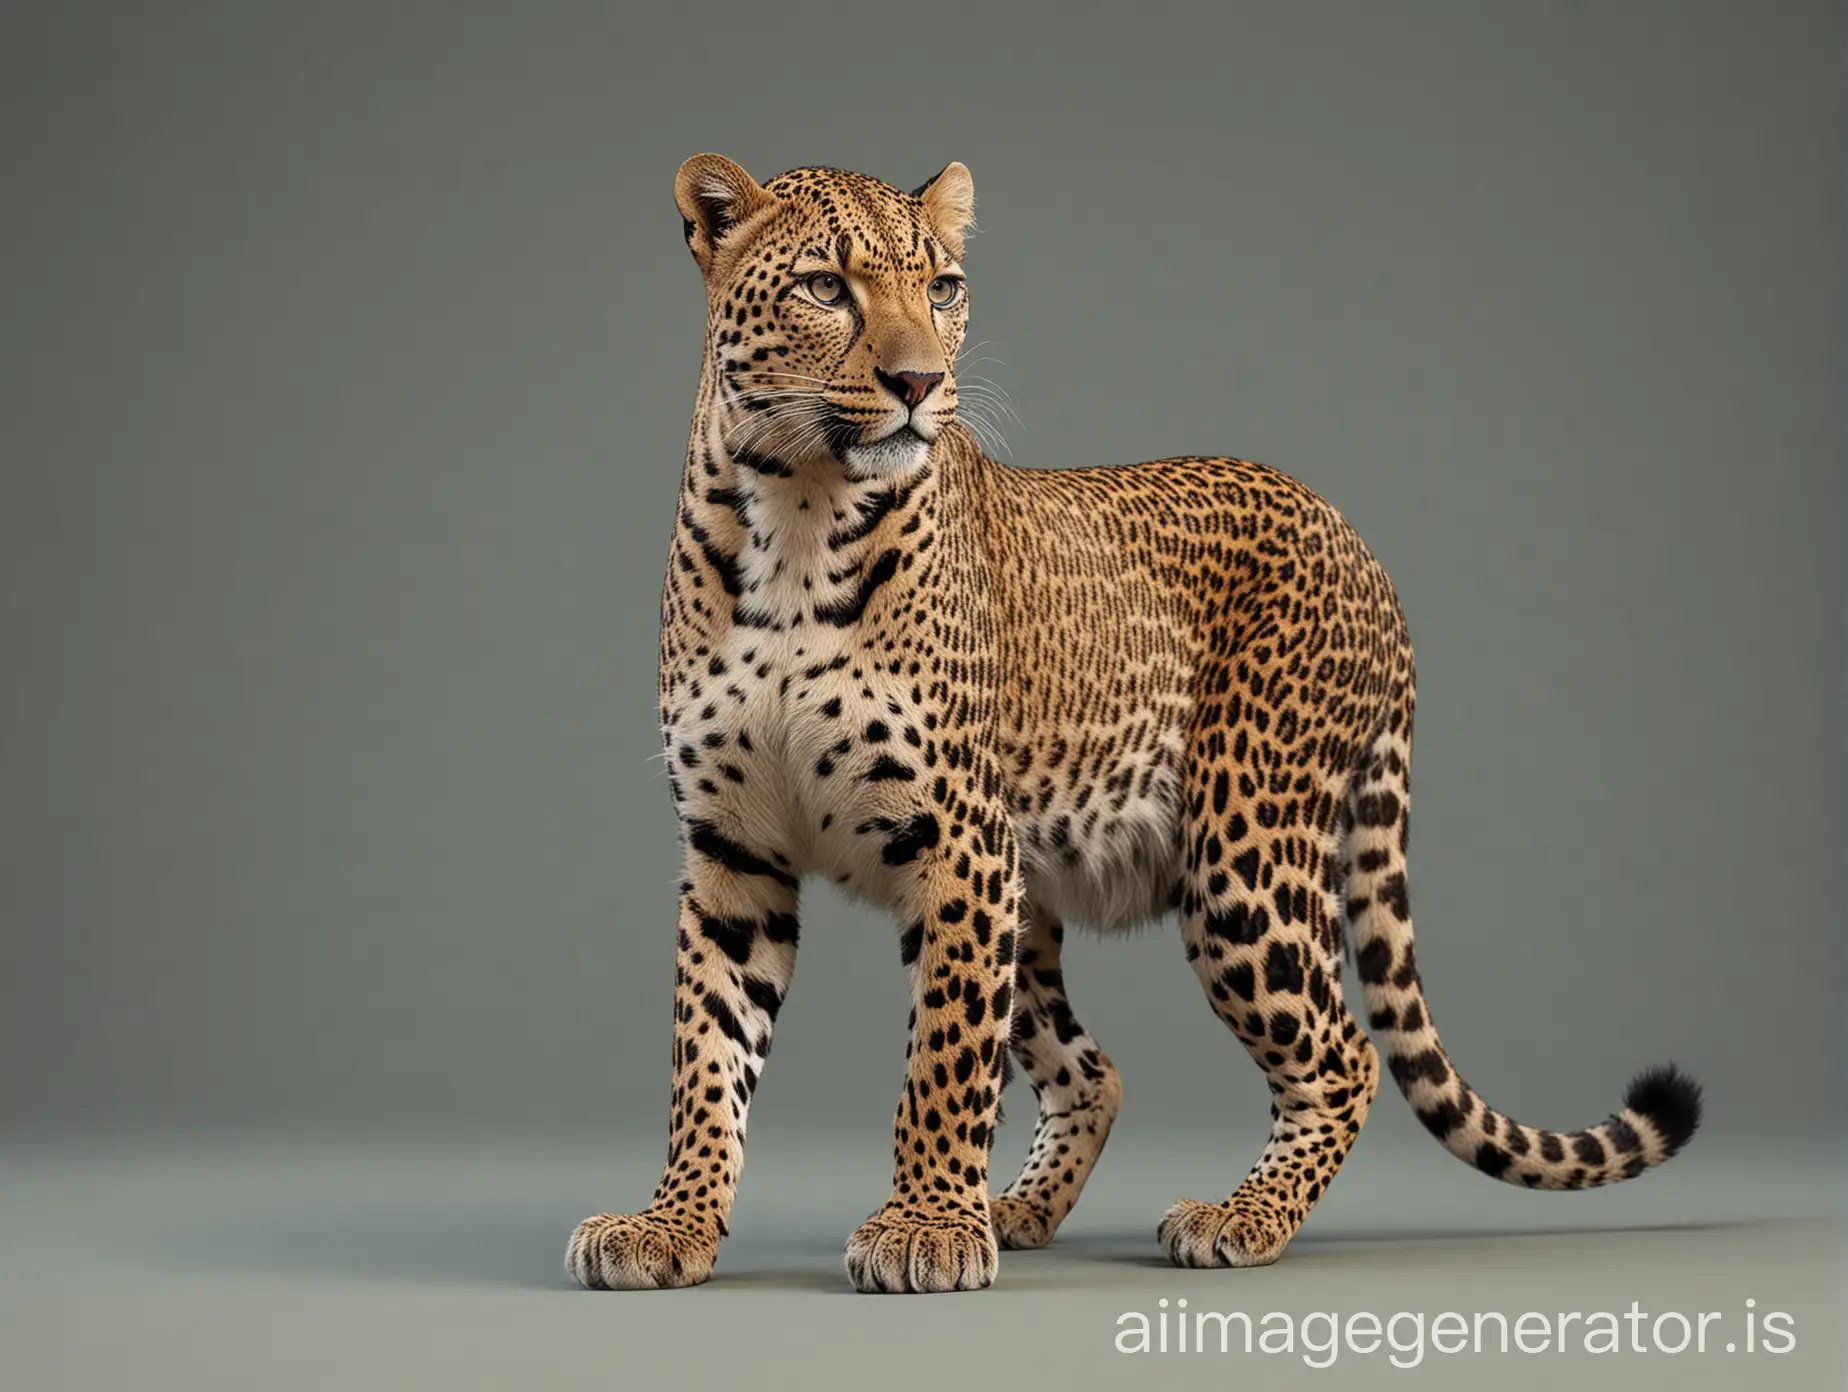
1624;1064;1702;1155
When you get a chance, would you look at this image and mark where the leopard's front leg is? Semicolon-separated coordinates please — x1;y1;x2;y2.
567;822;799;1290
845;809;1019;1294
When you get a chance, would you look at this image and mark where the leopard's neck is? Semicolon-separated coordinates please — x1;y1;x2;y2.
662;367;949;684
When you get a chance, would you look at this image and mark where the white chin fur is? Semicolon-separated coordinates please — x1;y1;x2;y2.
843;431;932;479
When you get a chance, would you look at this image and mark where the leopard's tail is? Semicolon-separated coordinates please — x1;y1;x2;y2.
1345;716;1701;1189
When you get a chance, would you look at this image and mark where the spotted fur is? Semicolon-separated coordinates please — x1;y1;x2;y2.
565;156;1702;1294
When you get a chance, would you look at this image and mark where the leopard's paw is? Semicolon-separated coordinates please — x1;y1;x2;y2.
566;1211;717;1290
1158;1197;1290;1269
989;1194;1058;1250
845;1205;998;1293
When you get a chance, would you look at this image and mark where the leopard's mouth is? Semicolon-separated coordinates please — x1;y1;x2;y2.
842;424;935;479
864;418;940;450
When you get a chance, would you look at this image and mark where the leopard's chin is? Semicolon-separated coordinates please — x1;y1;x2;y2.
843;427;933;480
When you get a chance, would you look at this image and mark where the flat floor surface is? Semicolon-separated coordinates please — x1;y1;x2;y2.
3;1129;1840;1391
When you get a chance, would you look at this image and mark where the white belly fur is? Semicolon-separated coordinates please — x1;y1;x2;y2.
1019;747;1186;934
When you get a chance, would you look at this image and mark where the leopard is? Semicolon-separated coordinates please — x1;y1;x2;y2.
565;154;1702;1295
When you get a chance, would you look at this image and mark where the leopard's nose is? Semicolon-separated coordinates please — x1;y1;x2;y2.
875;368;943;410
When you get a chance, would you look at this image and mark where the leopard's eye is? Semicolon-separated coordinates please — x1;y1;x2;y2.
806;272;849;306
927;275;964;309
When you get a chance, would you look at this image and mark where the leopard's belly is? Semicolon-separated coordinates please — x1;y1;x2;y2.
1014;733;1187;933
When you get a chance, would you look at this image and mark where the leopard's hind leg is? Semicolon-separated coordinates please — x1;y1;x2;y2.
1160;726;1378;1268
990;903;1122;1249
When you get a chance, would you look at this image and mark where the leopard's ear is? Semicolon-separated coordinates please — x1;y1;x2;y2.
913;162;975;259
675;154;774;273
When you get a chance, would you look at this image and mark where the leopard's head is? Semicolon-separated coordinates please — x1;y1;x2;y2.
676;155;976;480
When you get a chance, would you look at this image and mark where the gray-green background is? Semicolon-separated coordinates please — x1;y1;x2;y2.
2;2;1841;1389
